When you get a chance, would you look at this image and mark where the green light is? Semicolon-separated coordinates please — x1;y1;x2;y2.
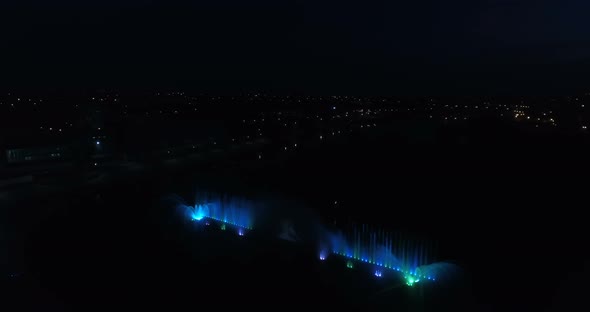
404;275;420;287
346;260;354;269
220;224;226;230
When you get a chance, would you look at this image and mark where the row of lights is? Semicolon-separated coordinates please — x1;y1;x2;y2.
198;216;253;231
329;251;435;282
192;216;248;236
192;213;430;286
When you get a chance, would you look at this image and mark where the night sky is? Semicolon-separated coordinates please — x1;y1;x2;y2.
2;0;590;95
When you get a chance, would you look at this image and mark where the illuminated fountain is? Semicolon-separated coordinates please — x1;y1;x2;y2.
346;260;354;269
192;201;253;229
171;192;458;288
177;194;255;234
321;224;440;286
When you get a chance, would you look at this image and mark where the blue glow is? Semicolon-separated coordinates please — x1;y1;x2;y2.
96;141;100;145
171;193;455;285
322;225;441;282
191;212;205;221
180;198;254;230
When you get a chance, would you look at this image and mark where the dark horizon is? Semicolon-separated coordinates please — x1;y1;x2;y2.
3;0;590;96
1;85;588;98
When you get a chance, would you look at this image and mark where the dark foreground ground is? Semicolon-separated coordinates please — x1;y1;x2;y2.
2;118;590;311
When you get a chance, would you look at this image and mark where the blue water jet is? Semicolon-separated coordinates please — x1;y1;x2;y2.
320;224;440;282
180;194;255;230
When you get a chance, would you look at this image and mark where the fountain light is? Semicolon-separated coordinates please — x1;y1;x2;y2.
404;275;419;287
